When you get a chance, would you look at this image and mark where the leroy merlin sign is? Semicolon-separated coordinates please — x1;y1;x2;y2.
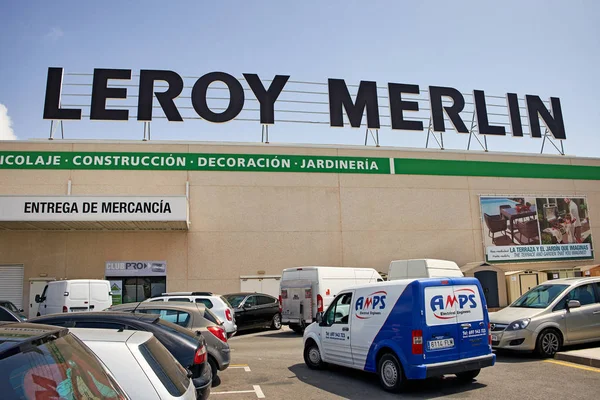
1;151;600;180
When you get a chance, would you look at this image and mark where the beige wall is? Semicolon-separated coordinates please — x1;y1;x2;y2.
1;140;598;309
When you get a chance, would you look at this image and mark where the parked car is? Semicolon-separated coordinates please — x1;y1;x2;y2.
224;292;282;331
490;277;600;357
29;311;212;397
303;277;495;392
0;300;27;320
147;291;237;337
0;305;23;322
71;328;197;399
0;322;128;399
110;301;230;378
280;266;383;333
35;279;112;316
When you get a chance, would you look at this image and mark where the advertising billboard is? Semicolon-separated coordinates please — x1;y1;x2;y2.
480;196;593;263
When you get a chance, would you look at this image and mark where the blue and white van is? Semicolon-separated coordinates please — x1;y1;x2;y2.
303;277;495;392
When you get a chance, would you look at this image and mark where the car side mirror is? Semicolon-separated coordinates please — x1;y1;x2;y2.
243;303;252;309
316;312;323;325
19;308;24;313
35;295;41;303
567;300;581;309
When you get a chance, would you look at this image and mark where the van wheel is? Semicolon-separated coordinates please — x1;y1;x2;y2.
303;341;324;369
271;314;282;330
456;368;480;382
378;353;405;392
536;329;562;358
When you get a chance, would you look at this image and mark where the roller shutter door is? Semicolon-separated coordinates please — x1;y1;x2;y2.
0;265;24;309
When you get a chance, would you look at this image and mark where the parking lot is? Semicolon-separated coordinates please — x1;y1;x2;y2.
212;327;600;400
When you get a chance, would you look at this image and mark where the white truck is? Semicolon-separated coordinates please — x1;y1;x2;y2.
280;266;383;333
387;259;463;280
35;279;113;316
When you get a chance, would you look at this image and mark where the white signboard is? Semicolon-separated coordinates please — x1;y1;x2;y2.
486;244;593;262
0;196;188;222
105;261;167;277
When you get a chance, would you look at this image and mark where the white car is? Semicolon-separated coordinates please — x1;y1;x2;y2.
70;328;196;400
147;292;238;337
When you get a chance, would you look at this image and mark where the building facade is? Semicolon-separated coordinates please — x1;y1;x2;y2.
1;140;598;316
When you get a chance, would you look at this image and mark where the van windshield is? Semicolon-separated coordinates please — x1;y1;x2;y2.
511;284;569;308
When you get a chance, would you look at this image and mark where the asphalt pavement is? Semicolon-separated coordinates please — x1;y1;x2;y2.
212;327;600;400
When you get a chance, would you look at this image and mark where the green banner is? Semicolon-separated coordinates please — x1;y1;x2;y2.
0;151;390;174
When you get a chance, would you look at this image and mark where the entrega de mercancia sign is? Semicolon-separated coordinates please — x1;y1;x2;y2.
43;67;567;141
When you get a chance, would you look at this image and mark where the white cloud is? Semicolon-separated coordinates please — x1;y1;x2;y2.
0;104;17;140
45;27;64;42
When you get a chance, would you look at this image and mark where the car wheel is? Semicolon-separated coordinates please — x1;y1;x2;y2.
303;341;324;369
456;368;480;382
208;356;218;379
536;329;562;358
378;353;405;393
271;313;282;330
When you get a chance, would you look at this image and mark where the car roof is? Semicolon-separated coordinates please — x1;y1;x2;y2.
69;328;151;344
113;302;207;312
31;311;160;323
0;322;68;355
541;277;600;285
225;292;272;297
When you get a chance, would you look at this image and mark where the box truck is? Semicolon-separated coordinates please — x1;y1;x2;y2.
35;279;112;316
387;259;463;280
280;266;383;333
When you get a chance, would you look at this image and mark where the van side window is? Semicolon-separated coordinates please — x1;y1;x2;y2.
324;293;352;325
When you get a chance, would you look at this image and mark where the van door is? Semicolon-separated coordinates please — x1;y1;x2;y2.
90;281;111;311
68;282;91;312
452;282;487;359
423;282;461;364
320;291;354;367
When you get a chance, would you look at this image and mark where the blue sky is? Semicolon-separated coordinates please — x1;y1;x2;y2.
1;1;599;157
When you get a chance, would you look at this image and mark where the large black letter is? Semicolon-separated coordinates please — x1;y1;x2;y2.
328;79;380;129
526;95;566;139
90;68;131;120
429;86;468;133
473;90;505;136
506;93;523;137
137;70;184;121
244;74;289;124
388;83;422;131
43;67;81;120
192;72;244;123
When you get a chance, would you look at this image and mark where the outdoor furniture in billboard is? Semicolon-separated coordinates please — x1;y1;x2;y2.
516;220;541;245
500;205;537;242
484;213;513;246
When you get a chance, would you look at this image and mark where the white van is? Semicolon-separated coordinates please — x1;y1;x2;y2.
36;279;112;316
387;259;463;280
303;277;495;392
280;266;383;333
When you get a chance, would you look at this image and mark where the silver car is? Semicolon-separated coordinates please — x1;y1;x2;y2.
490;277;600;357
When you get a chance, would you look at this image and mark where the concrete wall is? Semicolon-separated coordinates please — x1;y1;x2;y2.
1;140;598;309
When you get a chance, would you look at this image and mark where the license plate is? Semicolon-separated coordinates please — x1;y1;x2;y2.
491;334;498;342
282;310;291;315
427;338;454;350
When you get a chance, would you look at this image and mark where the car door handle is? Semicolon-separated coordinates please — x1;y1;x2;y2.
342;327;349;331
593;311;600;315
461;323;471;329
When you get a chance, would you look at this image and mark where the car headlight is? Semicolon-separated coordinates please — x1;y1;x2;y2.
506;318;531;331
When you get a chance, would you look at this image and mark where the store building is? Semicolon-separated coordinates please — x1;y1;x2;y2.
1;139;598;317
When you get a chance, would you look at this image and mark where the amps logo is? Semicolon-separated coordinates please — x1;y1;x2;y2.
430;288;477;320
355;291;387;319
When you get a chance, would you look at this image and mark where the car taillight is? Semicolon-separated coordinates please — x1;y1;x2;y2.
194;345;207;365
225;309;232;321
412;330;423;354
62;306;68;313
317;294;323;313
488;322;492;346
208;325;228;343
278;296;282;313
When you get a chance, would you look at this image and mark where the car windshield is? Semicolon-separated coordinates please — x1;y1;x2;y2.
220;296;233;308
224;295;246;308
511;284;569;308
0;331;128;399
0;302;18;313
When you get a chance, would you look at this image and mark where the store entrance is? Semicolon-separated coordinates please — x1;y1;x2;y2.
107;277;166;304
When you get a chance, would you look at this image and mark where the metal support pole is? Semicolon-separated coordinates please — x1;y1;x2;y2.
261;125;269;144
49;120;64;140
143;122;151;141
364;129;380;147
425;117;444;150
